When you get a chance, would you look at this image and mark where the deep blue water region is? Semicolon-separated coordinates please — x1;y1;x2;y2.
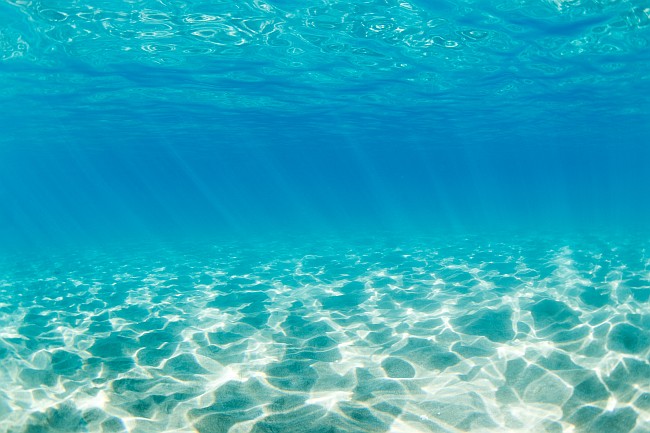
2;143;650;251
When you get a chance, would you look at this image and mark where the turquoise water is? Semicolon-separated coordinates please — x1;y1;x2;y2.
1;0;650;432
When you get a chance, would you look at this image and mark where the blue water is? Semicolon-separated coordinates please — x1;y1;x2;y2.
1;0;650;432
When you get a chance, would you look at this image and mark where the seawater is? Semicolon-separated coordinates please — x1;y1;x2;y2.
1;0;650;432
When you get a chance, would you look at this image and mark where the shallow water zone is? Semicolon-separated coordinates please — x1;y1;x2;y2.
1;234;649;433
2;0;649;431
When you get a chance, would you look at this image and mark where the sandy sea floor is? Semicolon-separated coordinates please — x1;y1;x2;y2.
1;233;649;433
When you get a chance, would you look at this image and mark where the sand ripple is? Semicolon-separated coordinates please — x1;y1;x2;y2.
1;234;649;433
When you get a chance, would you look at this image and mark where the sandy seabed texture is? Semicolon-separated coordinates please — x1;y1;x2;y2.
1;234;649;433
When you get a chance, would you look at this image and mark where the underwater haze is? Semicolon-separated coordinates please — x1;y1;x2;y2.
1;0;650;432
